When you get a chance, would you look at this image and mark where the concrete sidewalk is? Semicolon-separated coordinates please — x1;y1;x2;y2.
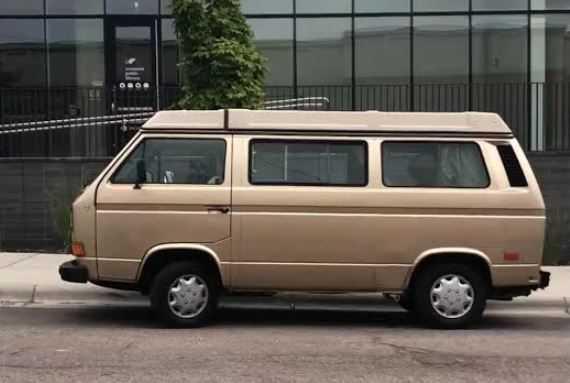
0;253;143;305
0;252;568;315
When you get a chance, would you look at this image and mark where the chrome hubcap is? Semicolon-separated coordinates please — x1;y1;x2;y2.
168;274;209;319
430;274;474;319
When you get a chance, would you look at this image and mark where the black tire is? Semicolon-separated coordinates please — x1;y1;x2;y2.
150;262;219;328
412;263;488;329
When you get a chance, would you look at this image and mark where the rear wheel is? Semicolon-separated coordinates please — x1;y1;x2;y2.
150;262;219;328
413;263;488;329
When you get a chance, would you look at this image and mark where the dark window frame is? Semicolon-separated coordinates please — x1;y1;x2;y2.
110;137;228;185
496;144;528;187
249;138;369;187
381;140;491;189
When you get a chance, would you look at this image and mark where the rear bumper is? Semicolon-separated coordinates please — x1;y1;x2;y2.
59;260;89;284
489;268;551;300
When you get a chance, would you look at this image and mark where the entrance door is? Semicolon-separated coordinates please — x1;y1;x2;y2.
106;18;159;113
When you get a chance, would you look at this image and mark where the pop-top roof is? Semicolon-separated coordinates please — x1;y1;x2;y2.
142;109;512;135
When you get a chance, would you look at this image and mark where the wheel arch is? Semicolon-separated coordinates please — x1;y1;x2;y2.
404;247;493;291
137;243;224;293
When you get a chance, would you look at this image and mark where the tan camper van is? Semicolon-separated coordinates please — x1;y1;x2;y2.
60;109;550;329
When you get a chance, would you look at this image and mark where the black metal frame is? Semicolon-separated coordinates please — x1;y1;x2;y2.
248;138;370;187
104;16;158;87
381;140;492;189
244;0;570;100
0;0;569;154
110;136;228;186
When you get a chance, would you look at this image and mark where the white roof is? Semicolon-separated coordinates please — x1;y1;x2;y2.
143;110;226;130
143;109;511;135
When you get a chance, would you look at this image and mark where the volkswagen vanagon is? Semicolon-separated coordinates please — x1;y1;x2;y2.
60;109;550;328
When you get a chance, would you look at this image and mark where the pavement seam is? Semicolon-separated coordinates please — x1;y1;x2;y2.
0;254;38;270
564;297;570;315
29;284;38;304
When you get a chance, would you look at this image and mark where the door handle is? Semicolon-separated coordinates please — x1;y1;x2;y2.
207;206;230;214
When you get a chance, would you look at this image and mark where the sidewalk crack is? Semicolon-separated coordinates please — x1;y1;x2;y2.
0;254;39;270
564;297;569;315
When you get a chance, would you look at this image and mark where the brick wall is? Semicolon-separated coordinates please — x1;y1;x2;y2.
0;158;110;251
0;155;568;264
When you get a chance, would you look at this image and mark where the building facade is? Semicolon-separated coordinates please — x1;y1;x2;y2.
1;0;570;153
1;1;570;259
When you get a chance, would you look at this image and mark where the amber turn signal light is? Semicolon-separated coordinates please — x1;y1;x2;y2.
71;242;86;257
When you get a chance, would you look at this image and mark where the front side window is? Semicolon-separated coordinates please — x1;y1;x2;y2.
112;138;226;185
382;142;489;188
250;140;367;186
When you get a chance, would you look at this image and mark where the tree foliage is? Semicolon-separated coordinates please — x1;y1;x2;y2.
172;0;266;109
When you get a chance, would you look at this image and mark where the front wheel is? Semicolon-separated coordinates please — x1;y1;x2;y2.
150;262;219;328
413;263;488;329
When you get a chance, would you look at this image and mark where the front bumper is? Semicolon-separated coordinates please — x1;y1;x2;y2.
59;260;89;284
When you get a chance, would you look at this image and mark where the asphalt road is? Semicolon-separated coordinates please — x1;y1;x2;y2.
0;304;569;383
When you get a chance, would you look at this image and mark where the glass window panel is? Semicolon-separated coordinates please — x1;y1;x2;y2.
356;0;410;13
297;18;352;109
113;139;227;185
413;16;469;84
161;19;178;85
414;0;468;12
296;0;351;14
161;0;173;15
473;0;528;10
241;0;293;14
355;17;410;84
531;15;570;82
106;0;158;14
250;140;367;186
382;142;489;188
248;19;293;87
47;19;105;87
0;0;43;15
532;0;570;10
472;15;528;83
297;18;352;85
531;15;570;151
0;19;45;87
47;0;103;14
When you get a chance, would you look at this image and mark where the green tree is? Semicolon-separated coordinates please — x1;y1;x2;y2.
172;0;266;109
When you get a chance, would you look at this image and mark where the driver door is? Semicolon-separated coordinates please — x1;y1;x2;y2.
95;134;232;281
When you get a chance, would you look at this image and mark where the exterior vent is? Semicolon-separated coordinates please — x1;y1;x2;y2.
497;145;528;187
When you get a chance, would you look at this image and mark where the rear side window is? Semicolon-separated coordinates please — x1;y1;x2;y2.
250;140;368;186
111;138;226;185
382;141;489;188
497;145;528;187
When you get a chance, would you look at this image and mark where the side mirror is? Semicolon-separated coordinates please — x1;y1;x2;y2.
134;159;146;189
